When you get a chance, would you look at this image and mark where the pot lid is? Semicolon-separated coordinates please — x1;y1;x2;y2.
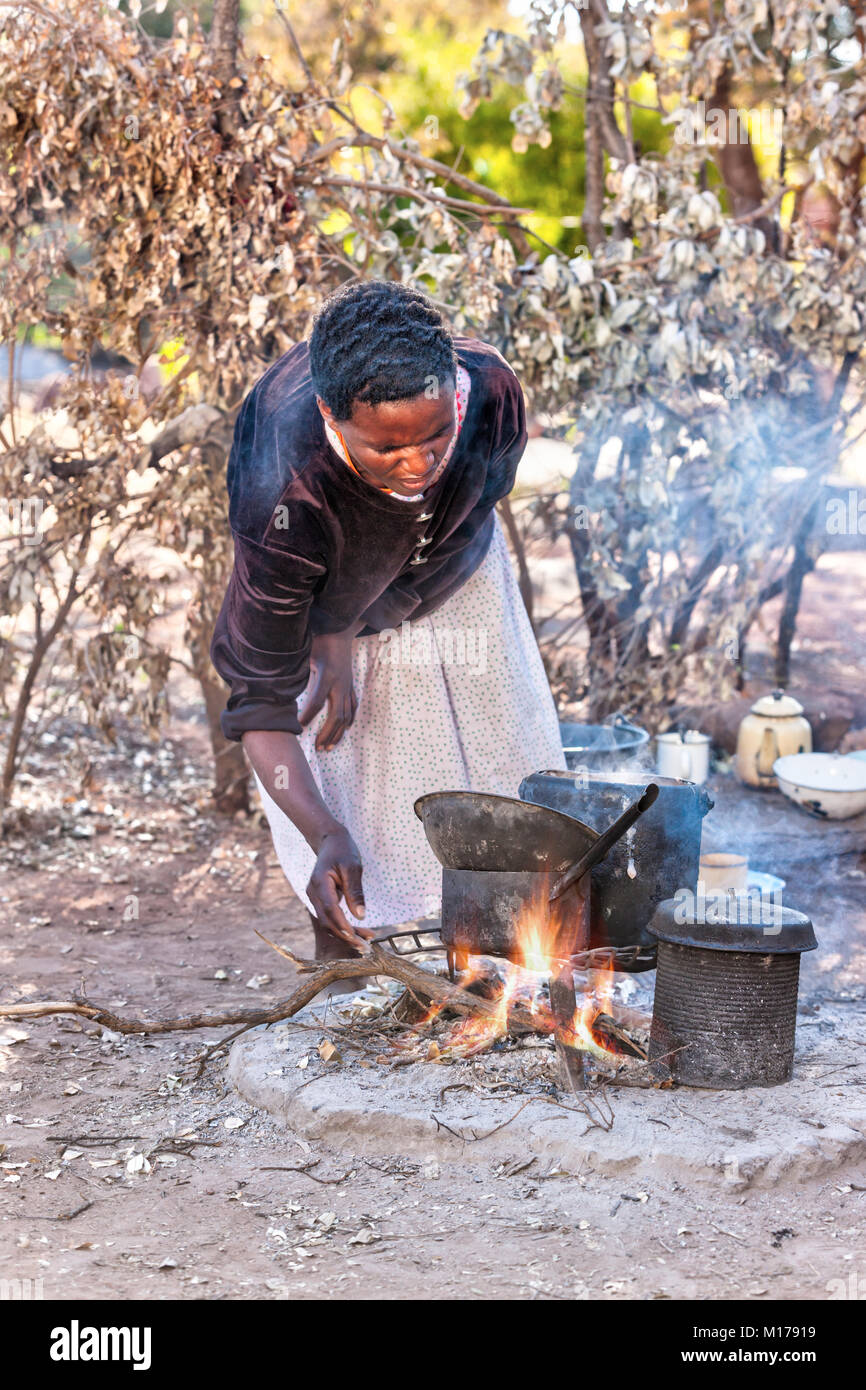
648;896;817;954
749;688;806;718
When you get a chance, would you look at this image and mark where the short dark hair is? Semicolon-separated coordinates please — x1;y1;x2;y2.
309;280;457;421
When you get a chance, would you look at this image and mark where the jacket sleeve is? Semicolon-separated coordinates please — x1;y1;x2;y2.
475;361;528;509
210;530;327;742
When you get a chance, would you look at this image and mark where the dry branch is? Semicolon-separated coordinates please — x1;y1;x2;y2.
291;171;533;218
0;943;536;1037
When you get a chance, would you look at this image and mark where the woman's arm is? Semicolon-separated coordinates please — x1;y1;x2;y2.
242;729;373;950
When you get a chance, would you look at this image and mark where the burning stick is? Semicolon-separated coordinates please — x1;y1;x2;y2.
549;964;586;1092
0;943;544;1042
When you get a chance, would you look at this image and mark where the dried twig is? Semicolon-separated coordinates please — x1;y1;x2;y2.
292;171;534;217
31;1200;94;1222
260;1161;353;1185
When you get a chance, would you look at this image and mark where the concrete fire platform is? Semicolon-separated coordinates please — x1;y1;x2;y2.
228;988;866;1190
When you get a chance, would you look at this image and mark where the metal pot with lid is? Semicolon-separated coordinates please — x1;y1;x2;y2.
519;768;713;966
735;689;812;789
647;896;818;1089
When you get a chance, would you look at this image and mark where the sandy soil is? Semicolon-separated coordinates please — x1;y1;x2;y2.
1;557;865;1302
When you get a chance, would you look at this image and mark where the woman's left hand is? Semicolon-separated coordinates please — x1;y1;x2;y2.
300;631;358;751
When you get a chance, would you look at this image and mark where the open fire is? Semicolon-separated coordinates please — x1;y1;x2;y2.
391;892;640;1066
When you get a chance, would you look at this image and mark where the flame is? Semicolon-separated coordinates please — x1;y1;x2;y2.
395;890;635;1065
560;958;625;1061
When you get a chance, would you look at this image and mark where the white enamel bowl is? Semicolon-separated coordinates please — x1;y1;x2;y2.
773;753;866;820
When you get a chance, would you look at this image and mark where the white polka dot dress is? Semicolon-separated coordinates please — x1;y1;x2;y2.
254;517;567;930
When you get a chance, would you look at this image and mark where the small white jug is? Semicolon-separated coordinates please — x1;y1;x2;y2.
655;729;711;784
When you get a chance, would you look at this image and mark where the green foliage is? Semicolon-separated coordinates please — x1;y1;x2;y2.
368;18;667;253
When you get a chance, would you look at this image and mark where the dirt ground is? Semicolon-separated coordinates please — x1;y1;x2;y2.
1;553;865;1302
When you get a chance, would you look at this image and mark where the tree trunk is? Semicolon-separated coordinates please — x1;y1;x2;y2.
580;0;628;163
774;499;819;686
210;0;242;139
669;539;725;649
498;497;534;628
578;0;628;249
187;589;250;816
709;69;775;247
210;0;240;84
1;587;78;819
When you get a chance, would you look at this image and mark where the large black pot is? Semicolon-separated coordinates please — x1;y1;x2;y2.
519;769;714;965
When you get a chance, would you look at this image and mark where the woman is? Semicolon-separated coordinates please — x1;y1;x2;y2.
211;280;566;971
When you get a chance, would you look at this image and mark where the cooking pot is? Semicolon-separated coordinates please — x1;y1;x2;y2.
415;787;658;963
559;714;649;769
519;768;713;963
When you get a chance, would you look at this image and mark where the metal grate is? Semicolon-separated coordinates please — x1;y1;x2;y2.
377;923;656;972
377;924;445;957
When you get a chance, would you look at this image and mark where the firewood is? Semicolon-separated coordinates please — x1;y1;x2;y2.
0;943;531;1037
592;1013;648;1060
0;939;646;1068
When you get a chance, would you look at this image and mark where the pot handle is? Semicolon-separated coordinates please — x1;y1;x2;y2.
757;727;778;779
696;785;715;817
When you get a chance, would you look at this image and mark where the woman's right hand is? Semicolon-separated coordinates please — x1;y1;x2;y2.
307;826;373;951
300;632;358;751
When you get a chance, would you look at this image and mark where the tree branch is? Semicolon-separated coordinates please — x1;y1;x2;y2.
292;171;533;217
0;943;530;1035
580;0;629;163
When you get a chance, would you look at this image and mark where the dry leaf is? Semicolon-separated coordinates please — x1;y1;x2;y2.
348;1227;377;1245
0;1029;29;1046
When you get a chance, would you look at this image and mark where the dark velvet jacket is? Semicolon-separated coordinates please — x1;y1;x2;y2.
211;336;527;742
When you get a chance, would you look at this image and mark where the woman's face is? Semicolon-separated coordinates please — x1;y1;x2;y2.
317;378;457;497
